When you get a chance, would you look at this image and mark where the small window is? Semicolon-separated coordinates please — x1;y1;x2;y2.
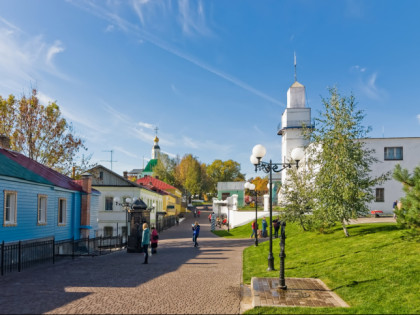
104;226;113;237
375;188;384;202
38;195;47;225
58;198;67;225
384;147;403;160
4;191;17;226
222;193;230;200
105;197;113;211
99;171;104;180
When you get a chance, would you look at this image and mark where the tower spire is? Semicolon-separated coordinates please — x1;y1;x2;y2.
294;51;297;82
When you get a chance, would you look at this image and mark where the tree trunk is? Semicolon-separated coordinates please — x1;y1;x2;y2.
341;220;350;237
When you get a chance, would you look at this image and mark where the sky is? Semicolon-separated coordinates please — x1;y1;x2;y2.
0;0;419;179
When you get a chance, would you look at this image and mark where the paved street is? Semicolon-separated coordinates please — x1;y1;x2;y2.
0;211;252;314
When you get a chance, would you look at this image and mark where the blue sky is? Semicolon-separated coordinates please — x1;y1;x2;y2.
0;0;419;179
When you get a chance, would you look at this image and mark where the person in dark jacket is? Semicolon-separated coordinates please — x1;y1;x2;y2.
192;221;200;247
150;226;158;254
141;223;150;264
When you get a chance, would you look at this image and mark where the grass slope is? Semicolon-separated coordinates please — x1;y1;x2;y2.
214;221;420;314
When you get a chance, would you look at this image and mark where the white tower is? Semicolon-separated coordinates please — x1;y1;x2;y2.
278;56;312;186
151;127;160;159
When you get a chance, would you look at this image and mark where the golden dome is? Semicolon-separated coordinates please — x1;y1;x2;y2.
154;136;159;143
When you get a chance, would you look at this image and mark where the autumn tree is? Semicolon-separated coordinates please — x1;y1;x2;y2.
308;87;388;237
0;89;89;175
153;153;179;187
176;154;203;198
206;159;245;195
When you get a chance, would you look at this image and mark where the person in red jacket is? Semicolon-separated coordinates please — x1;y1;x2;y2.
250;220;258;238
151;226;159;254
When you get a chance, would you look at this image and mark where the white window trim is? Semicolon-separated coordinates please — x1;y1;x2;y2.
4;190;17;226
58;198;67;226
38;194;48;225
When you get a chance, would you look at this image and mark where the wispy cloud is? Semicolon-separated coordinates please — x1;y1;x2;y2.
182;136;199;149
46;40;65;66
417;114;420;124
114;146;138;158
351;65;366;73
361;72;387;100
0;16;69;93
68;1;283;106
138;121;154;129
171;84;181;96
178;0;211;37
105;24;115;32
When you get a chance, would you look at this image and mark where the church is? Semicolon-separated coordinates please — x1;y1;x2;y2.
278;66;420;214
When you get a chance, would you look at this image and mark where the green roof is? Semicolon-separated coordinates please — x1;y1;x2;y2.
143;159;158;172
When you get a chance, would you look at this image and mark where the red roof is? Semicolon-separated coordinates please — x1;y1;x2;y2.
136;175;177;191
1;148;84;192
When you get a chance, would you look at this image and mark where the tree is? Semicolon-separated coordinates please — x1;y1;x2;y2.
308;87;388;237
393;164;420;235
176;154;202;198
206;159;245;195
0;89;89;175
153;153;179;187
280;156;316;231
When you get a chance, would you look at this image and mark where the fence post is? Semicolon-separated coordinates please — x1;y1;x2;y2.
52;237;55;264
87;236;90;255
72;236;75;260
1;241;4;276
99;236;102;255
18;241;21;272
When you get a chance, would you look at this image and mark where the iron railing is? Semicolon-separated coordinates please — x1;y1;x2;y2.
1;235;125;276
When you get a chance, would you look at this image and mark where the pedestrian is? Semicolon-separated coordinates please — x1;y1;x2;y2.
141;223;150;264
273;218;280;238
262;217;268;238
151;226;159;254
208;213;212;222
192;221;200;247
198;210;201;217
250;220;258;238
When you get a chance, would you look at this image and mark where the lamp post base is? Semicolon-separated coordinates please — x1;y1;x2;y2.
267;256;275;271
278;284;287;290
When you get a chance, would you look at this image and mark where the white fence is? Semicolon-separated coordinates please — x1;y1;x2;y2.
213;195;280;229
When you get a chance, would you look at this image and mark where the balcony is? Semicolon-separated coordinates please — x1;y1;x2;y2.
277;119;315;135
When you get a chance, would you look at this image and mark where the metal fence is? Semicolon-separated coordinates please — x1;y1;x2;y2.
1;235;126;276
157;215;176;233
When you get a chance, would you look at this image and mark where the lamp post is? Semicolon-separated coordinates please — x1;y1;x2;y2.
114;197;133;242
250;144;304;273
245;182;258;246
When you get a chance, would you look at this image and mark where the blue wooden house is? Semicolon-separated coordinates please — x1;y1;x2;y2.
0;146;100;243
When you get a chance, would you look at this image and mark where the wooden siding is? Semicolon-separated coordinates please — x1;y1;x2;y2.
0;177;82;243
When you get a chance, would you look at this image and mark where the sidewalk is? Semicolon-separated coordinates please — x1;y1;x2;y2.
0;211;253;314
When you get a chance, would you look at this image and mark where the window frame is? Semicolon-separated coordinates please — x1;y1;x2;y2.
105;196;114;211
38;194;48;225
58;198;67;226
384;147;403;161
104;226;113;237
4;190;17;226
375;188;385;202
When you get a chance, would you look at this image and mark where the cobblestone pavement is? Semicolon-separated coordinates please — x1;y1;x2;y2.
0;212;253;314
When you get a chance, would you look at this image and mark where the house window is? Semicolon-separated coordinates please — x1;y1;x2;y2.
58;198;67;225
384;147;403;160
105;197;113;211
375;188;385;202
4;191;17;226
121;226;127;237
104;226;113;237
38;195;47;225
99;171;104;180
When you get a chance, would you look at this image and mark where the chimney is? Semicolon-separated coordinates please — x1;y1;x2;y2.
0;135;10;149
80;172;92;238
72;166;76;179
123;171;128;179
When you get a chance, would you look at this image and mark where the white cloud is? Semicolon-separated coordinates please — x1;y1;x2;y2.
182;136;199;149
46;40;65;66
351;65;366;73
138;121;154;129
105;24;115;32
178;0;211;37
362;72;385;100
417;114;420;124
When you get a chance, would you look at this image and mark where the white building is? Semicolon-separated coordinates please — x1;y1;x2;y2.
278;78;420;214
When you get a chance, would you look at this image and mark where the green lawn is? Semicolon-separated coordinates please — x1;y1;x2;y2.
214;221;420;314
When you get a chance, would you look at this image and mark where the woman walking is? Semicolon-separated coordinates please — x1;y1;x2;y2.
151;226;159;254
192;221;200;247
141;223;150;264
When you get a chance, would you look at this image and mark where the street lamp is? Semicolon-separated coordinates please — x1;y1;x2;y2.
250;144;304;273
114;197;133;242
245;182;258;246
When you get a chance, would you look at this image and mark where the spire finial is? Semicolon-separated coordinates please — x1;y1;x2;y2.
294;51;297;82
154;126;159;137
